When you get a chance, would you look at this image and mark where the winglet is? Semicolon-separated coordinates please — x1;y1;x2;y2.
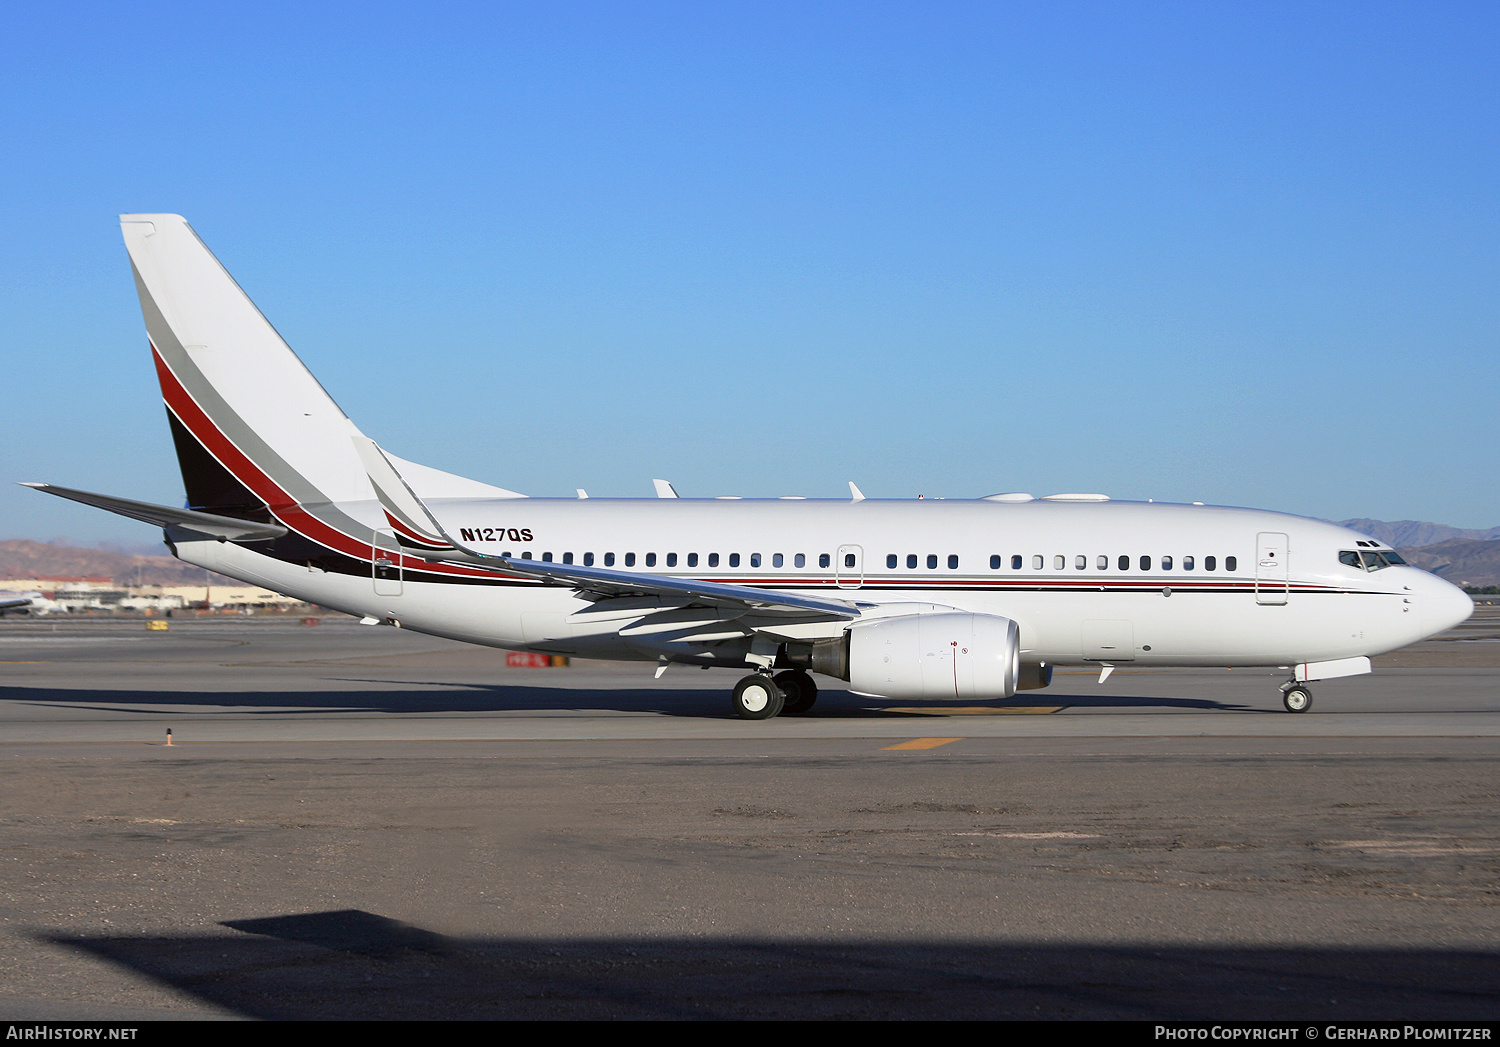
351;436;455;550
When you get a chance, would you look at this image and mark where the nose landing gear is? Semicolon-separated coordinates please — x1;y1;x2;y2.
1280;682;1313;713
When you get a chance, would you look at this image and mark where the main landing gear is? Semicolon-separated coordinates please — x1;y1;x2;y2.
775;670;818;716
1280;682;1313;713
731;670;818;720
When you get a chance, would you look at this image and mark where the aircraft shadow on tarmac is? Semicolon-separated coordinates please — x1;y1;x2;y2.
46;908;1500;1020
0;683;1253;718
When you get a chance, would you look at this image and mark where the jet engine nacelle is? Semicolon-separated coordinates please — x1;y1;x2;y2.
847;612;1020;700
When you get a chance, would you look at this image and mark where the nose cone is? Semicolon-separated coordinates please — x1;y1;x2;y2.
1418;573;1474;638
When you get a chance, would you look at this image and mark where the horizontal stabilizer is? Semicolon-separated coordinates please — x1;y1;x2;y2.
20;483;288;541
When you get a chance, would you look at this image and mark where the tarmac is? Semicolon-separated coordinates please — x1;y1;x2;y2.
0;610;1496;1020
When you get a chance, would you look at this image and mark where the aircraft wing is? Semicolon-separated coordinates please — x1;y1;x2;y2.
431;549;863;617
21;483;289;541
353;437;864;620
0;595;35;612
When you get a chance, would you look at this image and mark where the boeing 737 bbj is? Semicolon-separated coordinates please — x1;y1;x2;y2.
25;215;1474;719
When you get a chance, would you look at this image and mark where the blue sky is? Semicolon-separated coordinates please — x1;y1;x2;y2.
3;1;1497;545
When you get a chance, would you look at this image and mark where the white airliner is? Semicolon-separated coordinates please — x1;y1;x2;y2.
0;592;41;615
25;215;1474;719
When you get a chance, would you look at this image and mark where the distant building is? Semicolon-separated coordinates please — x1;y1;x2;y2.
0;576;308;613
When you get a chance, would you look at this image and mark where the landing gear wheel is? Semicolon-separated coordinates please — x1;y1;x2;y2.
1282;686;1313;713
733;674;785;720
774;670;818;716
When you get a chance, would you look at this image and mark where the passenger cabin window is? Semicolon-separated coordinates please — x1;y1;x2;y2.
750;553;761;568
1205;556;1216;571
729;554;741;568
907;554;918;569
1225;556;1237;572
948;555;959;569
542;552;553;562
1097;555;1108;570
1053;555;1065;570
584;552;595;566
1162;556;1172;571
1118;555;1129;571
1012;555;1022;570
687;553;698;567
794;553;805;568
819;553;831;568
990;555;1001;569
1139;556;1151;571
666;553;677;567
773;553;784;568
625;553;636;567
708;553;719;567
887;554;898;569
645;553;656;567
563;552;573;564
845;553;857;568
927;554;938;569
1183;556;1194;570
521;552;533;560
1075;555;1086;570
1033;555;1043;570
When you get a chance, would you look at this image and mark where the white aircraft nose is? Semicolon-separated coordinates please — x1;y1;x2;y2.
1418;574;1474;638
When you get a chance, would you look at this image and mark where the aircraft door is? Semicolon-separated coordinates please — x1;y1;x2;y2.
835;545;864;589
1255;532;1288;605
373;528;403;596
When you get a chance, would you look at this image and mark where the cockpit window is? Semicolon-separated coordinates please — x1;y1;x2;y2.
1341;549;1404;572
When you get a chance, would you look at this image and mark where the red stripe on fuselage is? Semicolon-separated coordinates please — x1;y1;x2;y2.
151;343;500;580
382;510;452;549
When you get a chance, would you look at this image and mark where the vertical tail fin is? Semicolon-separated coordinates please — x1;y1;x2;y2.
121;215;524;516
122;214;371;511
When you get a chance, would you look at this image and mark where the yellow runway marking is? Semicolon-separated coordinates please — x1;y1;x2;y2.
882;737;963;750
884;706;1062;716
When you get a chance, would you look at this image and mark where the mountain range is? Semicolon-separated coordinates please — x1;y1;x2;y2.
1334;519;1500;548
0;539;234;587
